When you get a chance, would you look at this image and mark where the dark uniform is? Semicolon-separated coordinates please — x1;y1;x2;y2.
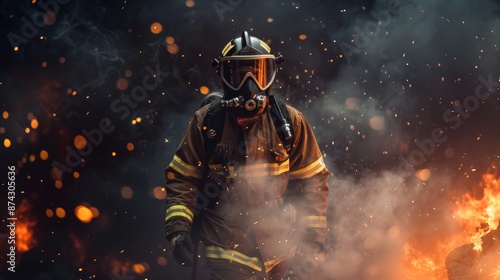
165;31;329;280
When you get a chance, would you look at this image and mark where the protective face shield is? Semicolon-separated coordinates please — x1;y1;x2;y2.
220;54;276;92
213;31;283;117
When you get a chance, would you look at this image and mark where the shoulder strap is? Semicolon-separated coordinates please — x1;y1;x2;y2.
202;100;225;163
269;95;294;151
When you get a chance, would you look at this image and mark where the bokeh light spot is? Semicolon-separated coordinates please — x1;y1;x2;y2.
55;180;63;189
121;186;134;199
200;86;209;95
4;138;11;148
185;0;195;8
167;43;179;54
299;34;307;40
127;142;135;151
150;22;163;34
46;209;54;218
369;116;385;131
31;119;39;129
40;150;49;160
153;187;166;200
56;207;66;218
74;135;87;150
166;36;175;45
117;78;129;90
157;256;168;266
133;263;146;274
417;169;432;181
345;97;360;110
75;205;93;223
2;111;8;119
43;12;56;25
90;207;100;218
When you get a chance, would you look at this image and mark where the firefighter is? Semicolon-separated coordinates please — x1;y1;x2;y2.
165;31;329;280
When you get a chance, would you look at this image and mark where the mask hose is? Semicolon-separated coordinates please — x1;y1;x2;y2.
220;93;267;111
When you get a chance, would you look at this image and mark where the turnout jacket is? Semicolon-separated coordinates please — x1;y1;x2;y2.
165;101;329;272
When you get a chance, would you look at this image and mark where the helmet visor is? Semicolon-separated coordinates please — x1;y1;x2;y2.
220;55;277;91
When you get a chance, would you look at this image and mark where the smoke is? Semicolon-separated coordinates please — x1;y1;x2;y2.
296;1;500;279
1;0;499;279
317;169;457;280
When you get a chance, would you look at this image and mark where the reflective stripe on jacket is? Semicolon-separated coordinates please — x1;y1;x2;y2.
165;102;329;271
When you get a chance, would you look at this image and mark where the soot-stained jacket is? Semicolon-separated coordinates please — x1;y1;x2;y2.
165;101;329;273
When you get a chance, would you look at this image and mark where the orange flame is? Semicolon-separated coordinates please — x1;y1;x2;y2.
492;266;500;279
454;165;499;252
15;199;37;253
402;164;499;279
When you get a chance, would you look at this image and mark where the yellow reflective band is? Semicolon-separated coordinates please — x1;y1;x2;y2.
221;42;234;56
169;155;202;179
304;215;327;228
289;157;326;179
208;159;289;178
165;212;193;223
165;205;194;223
264;258;279;272
263;245;297;272
259;40;271;53
205;246;262;272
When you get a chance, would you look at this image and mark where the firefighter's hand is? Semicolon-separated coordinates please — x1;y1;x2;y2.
170;231;194;266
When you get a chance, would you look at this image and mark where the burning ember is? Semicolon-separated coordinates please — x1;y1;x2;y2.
15;198;37;254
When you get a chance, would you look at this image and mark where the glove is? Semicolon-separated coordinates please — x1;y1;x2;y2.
170;231;194;266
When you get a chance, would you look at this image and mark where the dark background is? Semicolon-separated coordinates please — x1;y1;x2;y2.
0;0;499;279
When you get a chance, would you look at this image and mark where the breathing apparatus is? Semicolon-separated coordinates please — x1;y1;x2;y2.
212;31;284;117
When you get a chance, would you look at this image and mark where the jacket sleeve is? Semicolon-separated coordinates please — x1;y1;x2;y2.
164;112;205;240
286;108;329;257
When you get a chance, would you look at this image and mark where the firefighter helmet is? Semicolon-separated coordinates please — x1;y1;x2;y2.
212;31;283;113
